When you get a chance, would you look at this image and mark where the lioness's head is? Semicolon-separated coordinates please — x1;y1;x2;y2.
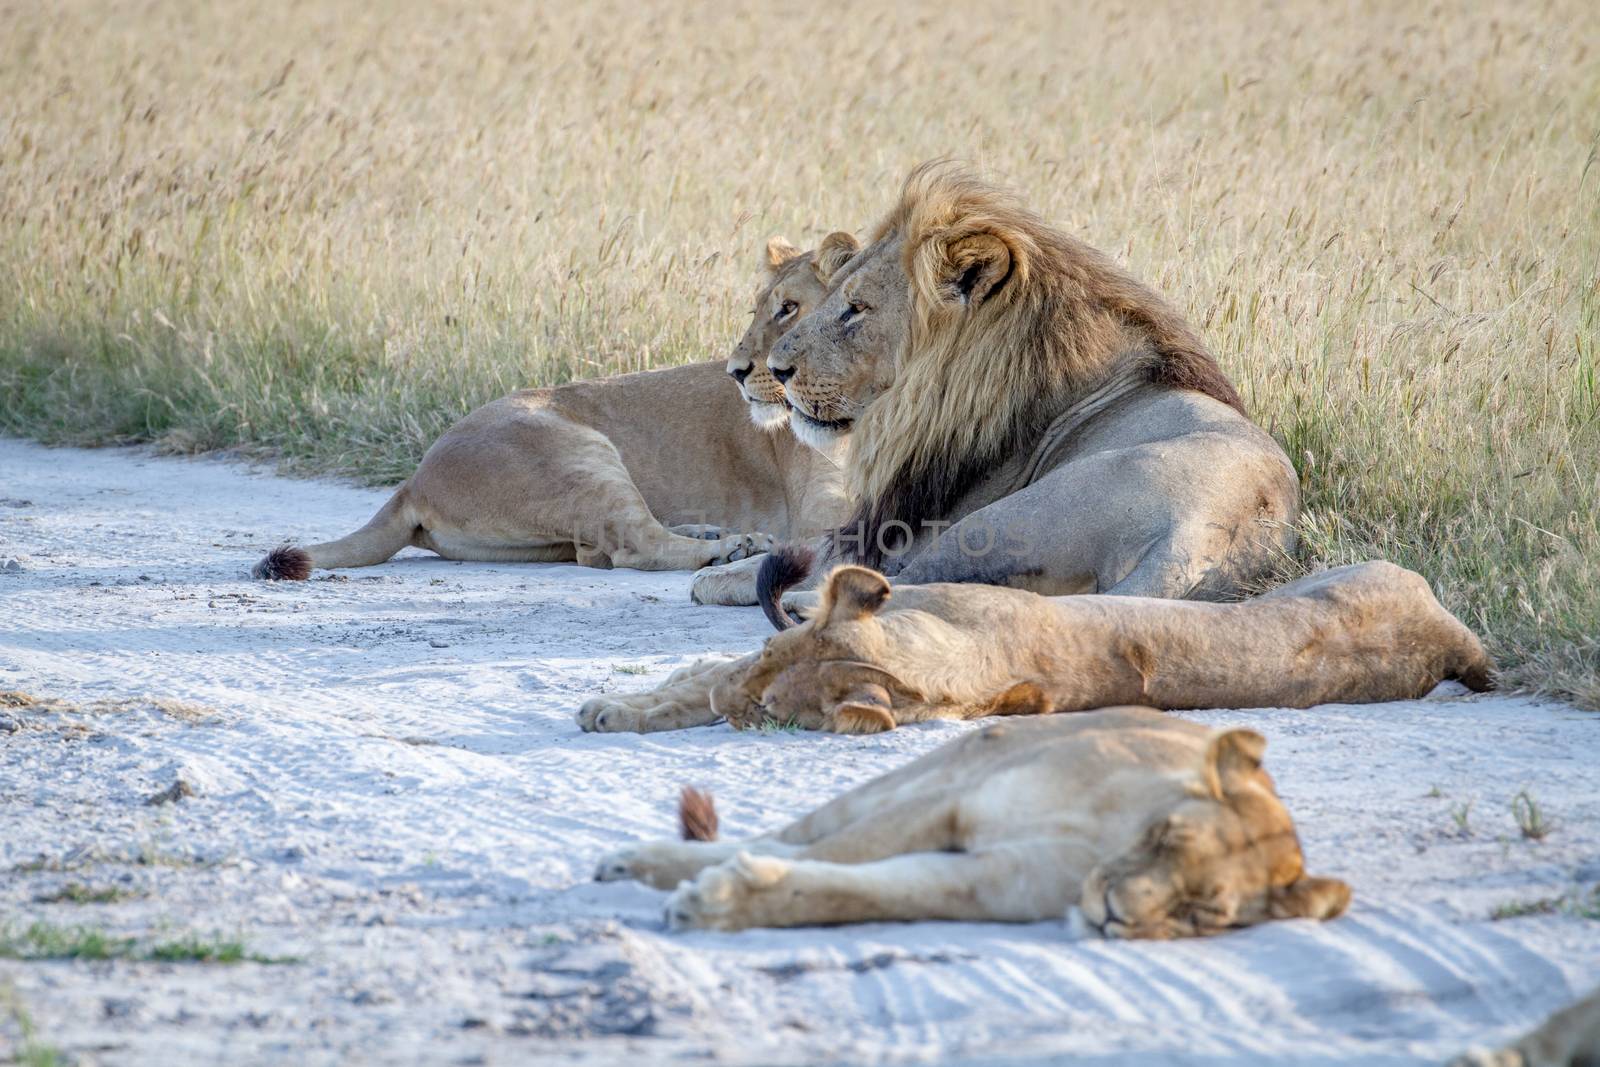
764;230;894;450
722;562;1037;731
1078;729;1352;940
714;564;920;733
728;234;861;431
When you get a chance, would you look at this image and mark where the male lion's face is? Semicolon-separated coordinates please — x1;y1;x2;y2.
1079;731;1352;940
727;238;832;431
767;234;908;451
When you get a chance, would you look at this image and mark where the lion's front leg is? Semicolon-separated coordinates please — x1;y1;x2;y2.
665;846;1078;931
576;653;758;733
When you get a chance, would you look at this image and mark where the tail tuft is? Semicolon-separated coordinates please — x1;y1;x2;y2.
679;786;719;842
253;545;313;581
757;544;815;631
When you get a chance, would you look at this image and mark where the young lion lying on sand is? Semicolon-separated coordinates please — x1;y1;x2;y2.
253;238;851;580
596;707;1351;936
577;552;1491;733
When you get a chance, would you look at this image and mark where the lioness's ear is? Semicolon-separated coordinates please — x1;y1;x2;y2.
1270;876;1352;921
937;231;1014;307
814;231;862;284
766;236;801;271
1201;728;1267;800
820;566;891;625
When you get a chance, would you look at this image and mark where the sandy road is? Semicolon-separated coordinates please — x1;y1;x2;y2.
0;437;1597;1066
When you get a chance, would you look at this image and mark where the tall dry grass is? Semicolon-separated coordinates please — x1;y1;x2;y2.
2;0;1596;703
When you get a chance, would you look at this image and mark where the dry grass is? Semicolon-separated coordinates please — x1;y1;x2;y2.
1;0;1596;704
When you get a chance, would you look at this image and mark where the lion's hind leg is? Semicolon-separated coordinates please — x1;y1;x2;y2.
665;840;1084;931
596;787;796;890
416;412;769;573
594;838;797;891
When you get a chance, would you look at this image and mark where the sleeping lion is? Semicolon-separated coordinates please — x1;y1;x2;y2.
595;706;1352;937
252;235;858;579
578;551;1491;734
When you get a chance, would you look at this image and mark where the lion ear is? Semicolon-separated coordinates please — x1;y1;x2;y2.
1270;876;1352;921
765;236;801;271
936;231;1014;307
820;566;892;625
1201;728;1267;800
827;682;896;734
814;231;862;284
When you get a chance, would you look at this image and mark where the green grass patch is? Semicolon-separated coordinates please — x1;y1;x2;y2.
0;922;297;965
0;985;63;1067
1490;884;1600;922
1490;896;1564;921
756;718;804;735
32;883;142;905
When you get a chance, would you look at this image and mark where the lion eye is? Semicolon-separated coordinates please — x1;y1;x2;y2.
775;300;798;320
838;301;868;323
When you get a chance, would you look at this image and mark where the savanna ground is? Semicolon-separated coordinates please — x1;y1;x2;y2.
2;1;1597;702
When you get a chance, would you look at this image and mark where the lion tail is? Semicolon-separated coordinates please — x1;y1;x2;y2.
679;786;719;842
253;486;417;581
252;545;314;581
757;544;815;631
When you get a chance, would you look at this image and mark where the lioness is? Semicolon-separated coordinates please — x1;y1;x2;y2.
594;706;1352;936
773;162;1296;595
576;554;1490;733
252;238;853;579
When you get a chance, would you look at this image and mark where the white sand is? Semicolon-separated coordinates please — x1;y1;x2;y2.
0;436;1596;1066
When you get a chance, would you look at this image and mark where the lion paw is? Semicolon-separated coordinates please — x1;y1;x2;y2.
665;852;792;932
593;843;676;886
576;697;649;733
690;556;762;606
594;846;644;883
778;588;821;619
596;842;725;890
716;533;775;565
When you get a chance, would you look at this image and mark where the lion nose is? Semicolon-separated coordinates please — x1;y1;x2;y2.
729;365;751;384
770;364;795;384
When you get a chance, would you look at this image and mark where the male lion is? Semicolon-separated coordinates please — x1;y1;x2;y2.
576;554;1490;733
594;706;1353;936
253;238;853;579
772;161;1296;596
